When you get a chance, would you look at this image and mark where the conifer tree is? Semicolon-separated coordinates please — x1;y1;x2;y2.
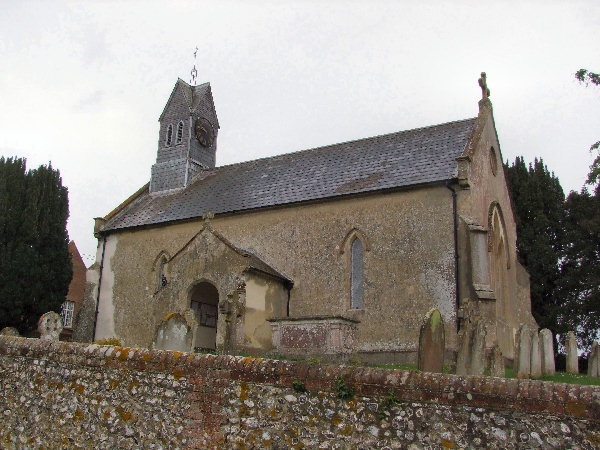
504;157;566;334
560;189;600;351
0;157;72;334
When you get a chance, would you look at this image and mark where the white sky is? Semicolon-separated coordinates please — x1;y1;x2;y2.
1;1;599;266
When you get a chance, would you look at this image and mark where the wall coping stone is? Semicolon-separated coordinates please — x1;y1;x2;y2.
1;335;598;421
268;315;360;323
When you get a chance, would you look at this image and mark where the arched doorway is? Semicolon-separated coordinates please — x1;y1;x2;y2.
190;281;219;350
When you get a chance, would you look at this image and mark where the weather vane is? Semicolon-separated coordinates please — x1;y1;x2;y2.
190;46;198;85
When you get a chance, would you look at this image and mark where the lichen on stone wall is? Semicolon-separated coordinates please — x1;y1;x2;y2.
1;336;599;448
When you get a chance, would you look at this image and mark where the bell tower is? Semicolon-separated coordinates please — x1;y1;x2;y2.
150;79;219;193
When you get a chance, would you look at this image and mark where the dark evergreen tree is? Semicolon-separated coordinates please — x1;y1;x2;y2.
0;157;72;334
559;189;600;352
504;157;566;334
575;68;600;194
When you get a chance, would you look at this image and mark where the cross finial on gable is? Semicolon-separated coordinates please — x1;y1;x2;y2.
190;46;199;86
478;72;490;99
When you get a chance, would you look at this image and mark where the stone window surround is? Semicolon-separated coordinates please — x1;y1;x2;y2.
152;250;171;293
468;202;511;301
176;120;184;144
165;123;173;147
339;228;371;311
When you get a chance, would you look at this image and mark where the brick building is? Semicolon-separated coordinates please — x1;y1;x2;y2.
60;241;86;341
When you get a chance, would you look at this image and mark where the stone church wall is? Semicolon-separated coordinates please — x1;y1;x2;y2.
89;184;458;362
1;337;599;448
456;111;537;360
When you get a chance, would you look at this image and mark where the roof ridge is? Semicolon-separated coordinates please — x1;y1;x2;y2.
212;117;477;173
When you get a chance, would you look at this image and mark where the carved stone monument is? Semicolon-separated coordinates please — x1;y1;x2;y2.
540;328;555;376
488;345;504;378
417;309;445;373
455;328;470;376
587;342;599;378
154;313;194;352
470;319;487;376
530;331;541;378
566;331;578;374
38;311;63;341
515;325;532;379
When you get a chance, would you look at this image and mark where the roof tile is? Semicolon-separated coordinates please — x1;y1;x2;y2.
103;117;477;232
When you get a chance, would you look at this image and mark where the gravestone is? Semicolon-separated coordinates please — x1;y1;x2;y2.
540;328;555;376
566;331;578;374
470;320;487;376
455;328;470;376
154;313;193;352
417;309;445;373
489;345;504;378
530;331;541;378
38;311;63;341
0;327;20;337
588;342;599;378
515;325;531;379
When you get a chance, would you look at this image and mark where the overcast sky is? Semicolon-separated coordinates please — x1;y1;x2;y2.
1;1;599;266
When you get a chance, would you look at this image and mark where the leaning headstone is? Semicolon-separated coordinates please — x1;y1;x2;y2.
455;327;470;376
154;313;193;352
417;309;445;373
469;320;487;376
530;330;542;378
540;328;555;376
38;311;63;341
566;331;578;374
587;342;599;378
489;345;504;378
0;327;20;337
515;325;531;379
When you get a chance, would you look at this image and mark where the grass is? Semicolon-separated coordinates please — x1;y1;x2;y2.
505;366;600;385
195;349;599;386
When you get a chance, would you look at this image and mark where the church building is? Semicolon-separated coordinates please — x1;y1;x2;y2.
74;74;536;364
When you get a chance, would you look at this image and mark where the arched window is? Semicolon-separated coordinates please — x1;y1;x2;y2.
165;124;173;147
350;237;363;309
176;121;184;144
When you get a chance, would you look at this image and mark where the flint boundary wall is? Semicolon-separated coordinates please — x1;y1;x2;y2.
0;336;599;448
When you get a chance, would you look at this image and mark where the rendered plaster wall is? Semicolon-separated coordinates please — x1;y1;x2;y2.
242;273;288;352
456;110;537;360
108;226;250;349
94;235;118;341
1;337;599;449
90;185;458;362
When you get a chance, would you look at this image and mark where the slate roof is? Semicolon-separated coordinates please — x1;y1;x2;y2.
102;117;477;232
159;80;220;128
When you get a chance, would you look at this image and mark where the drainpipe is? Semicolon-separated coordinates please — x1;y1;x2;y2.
92;236;107;341
446;181;460;333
